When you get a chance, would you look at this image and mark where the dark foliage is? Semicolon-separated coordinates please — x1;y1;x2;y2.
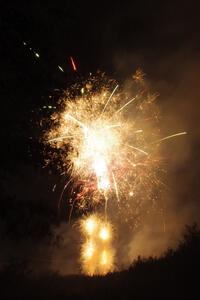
0;224;199;300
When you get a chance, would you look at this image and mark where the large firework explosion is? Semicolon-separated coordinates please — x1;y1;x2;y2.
44;70;186;275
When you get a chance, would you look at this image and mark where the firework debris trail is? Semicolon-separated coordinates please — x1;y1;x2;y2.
22;40;79;74
44;70;187;275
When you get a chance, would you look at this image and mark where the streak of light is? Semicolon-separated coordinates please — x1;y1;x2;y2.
115;96;137;114
151;132;187;144
70;56;77;71
58;65;64;72
112;172;120;203
48;135;74;143
126;144;149;156
101;85;119;115
34;52;40;58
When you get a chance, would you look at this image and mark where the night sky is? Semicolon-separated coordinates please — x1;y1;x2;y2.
0;0;200;277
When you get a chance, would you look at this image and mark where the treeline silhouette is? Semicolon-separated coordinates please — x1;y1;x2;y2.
0;224;199;300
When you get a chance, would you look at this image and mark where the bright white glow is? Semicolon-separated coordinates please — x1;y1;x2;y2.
99;226;110;241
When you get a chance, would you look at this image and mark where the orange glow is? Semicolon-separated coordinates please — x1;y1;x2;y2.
70;56;77;71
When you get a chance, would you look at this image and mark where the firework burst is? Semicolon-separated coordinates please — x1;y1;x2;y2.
44;71;186;275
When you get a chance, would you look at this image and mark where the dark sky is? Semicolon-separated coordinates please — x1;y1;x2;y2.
1;1;200;81
0;1;200;262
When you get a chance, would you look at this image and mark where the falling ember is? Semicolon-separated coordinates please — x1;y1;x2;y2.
45;71;187;275
70;56;77;71
34;52;40;58
58;65;64;72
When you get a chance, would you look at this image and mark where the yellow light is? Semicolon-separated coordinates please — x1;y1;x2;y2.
83;240;95;259
80;214;114;275
129;191;133;196
100;250;108;265
84;217;97;235
99;225;110;241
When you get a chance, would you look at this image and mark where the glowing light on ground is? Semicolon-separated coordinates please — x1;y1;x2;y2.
80;215;114;276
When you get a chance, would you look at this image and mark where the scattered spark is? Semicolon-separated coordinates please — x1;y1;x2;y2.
112;172;120;203
34;52;40;58
48;136;74;142
58;65;64;72
81;87;84;94
132;68;146;83
126;144;149;156
134;129;143;133
151;131;187;144
70;56;77;71
101;84;119;115
115;96;137;114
